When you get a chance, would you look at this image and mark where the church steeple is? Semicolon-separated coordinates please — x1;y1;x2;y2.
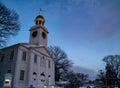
34;9;45;25
29;10;48;47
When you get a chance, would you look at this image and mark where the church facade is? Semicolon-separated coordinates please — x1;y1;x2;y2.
0;11;55;88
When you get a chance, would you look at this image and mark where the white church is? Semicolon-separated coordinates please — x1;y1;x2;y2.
0;11;55;88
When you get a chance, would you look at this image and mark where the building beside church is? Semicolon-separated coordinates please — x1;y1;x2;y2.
0;11;55;88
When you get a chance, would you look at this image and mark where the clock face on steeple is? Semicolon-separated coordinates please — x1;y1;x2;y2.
32;31;38;38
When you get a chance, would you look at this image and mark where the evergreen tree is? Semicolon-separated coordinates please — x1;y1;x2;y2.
106;64;117;87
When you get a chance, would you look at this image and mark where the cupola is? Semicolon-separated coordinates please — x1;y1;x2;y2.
34;9;45;25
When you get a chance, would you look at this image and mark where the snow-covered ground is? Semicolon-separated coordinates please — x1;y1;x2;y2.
79;86;94;88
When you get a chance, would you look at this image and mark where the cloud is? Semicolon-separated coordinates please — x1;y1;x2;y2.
72;65;95;73
71;65;96;79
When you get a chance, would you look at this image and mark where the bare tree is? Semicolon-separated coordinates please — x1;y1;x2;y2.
65;71;88;88
48;46;72;81
0;2;20;47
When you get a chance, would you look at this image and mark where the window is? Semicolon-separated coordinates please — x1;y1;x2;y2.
34;54;37;63
40;57;43;66
40;72;45;76
22;51;26;61
40;56;46;67
10;51;14;60
19;70;25;80
0;54;4;62
42;32;46;39
48;75;51;77
8;70;11;73
39;21;41;24
36;20;38;25
33;72;36;75
48;60;51;68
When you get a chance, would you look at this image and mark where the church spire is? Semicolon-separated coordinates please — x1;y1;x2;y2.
39;8;42;15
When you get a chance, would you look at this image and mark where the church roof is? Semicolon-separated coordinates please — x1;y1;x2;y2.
35;15;44;20
0;43;54;61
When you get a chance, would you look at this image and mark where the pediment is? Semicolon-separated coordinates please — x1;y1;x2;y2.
19;44;54;61
33;47;51;58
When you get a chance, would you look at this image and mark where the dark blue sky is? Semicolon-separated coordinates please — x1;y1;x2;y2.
1;0;120;79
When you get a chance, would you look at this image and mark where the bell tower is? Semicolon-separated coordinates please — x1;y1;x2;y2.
29;9;48;47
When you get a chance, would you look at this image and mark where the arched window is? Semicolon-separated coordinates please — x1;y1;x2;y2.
33;72;36;75
39;21;42;24
36;20;38;25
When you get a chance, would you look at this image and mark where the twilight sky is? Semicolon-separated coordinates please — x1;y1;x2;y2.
1;0;120;79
